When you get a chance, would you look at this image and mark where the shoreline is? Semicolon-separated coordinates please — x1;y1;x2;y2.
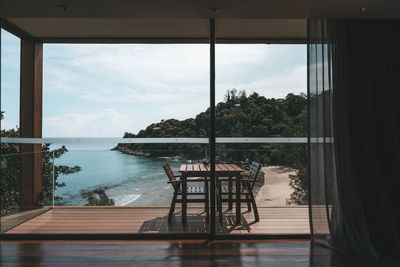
122;165;298;207
112;145;184;161
112;146;152;157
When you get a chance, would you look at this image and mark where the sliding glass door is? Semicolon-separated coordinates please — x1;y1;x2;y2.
214;23;308;236
42;42;211;236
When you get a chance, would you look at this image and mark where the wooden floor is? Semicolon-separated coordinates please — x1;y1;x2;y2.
1;240;399;267
4;206;311;235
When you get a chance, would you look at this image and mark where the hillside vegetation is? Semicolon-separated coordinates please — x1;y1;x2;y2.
115;90;308;203
116;90;306;163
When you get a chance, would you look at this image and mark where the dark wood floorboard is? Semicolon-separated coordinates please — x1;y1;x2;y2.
1;240;399;267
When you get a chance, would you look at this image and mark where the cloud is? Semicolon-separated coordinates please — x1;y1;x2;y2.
43;44;306;103
2;31;307;137
43;109;135;137
43;44;210;104
1;30;21;129
216;64;307;98
40;44;306;137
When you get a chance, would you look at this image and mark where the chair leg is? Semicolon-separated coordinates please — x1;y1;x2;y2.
219;201;223;225
248;191;259;222
205;177;209;220
216;193;219;212
216;179;219;212
245;194;252;211
218;180;223;224
168;193;177;223
228;177;233;211
244;182;259;222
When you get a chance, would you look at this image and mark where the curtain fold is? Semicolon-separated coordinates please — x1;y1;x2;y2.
308;19;400;258
308;18;339;249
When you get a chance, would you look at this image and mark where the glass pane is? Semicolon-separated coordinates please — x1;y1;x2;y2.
37;43;210;235
1;29;20;131
215;39;308;235
1;29;24;234
1;150;54;233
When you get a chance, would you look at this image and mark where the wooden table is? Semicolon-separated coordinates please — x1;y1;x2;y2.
179;163;244;225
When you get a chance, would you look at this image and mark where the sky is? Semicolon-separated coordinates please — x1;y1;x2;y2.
1;29;306;137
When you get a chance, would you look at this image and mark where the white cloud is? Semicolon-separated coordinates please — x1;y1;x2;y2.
40;43;306;137
43;109;135;137
43;44;305;103
1;30;21;129
43;44;210;103
217;64;307;99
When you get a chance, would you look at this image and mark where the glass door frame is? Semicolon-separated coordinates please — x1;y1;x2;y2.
0;18;309;240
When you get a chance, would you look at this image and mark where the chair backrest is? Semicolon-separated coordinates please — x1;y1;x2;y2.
248;162;261;182
163;162;179;191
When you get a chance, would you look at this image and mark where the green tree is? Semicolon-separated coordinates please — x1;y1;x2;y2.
80;187;115;206
1;112;81;216
41;144;81;205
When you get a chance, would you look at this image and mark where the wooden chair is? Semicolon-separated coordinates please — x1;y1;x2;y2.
217;161;261;223
163;162;209;224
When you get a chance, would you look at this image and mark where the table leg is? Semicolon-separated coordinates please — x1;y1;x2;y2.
236;174;241;225
204;176;209;222
228;176;233;210
218;177;223;224
182;173;187;225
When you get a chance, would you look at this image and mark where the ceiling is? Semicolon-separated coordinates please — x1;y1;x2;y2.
4;19;307;42
1;0;400;19
1;0;399;41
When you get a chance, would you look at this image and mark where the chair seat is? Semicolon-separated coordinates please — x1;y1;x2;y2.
176;177;208;182
220;185;250;194
184;186;206;194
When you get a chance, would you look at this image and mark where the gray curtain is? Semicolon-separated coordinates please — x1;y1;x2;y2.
308;18;340;249
308;19;400;258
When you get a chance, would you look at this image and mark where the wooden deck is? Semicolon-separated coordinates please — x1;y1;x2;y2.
4;206;310;235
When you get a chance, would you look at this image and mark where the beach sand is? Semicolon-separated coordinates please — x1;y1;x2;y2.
124;165;298;207
255;166;297;207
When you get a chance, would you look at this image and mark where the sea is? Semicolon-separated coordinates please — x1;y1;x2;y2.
52;144;182;206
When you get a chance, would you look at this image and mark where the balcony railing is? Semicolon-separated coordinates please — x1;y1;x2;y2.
1;137;315;235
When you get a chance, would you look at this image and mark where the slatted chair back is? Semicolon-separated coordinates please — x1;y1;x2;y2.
163;162;180;192
248;162;261;188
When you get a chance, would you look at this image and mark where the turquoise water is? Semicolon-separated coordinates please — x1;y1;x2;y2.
53;145;183;206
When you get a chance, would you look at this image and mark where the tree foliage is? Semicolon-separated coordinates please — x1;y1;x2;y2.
80;187;115;206
1;112;81;216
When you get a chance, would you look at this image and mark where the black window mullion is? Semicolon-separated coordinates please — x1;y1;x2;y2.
209;18;216;238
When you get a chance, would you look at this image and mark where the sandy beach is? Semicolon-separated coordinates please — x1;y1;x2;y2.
122;164;298;207
255;166;297;207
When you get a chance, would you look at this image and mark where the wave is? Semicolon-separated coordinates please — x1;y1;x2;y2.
112;193;142;206
158;156;182;161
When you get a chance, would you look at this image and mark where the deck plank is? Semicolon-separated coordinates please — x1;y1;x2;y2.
4;206;314;235
1;207;51;233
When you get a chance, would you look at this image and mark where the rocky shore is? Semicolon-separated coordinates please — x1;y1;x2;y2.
112;146;151;157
